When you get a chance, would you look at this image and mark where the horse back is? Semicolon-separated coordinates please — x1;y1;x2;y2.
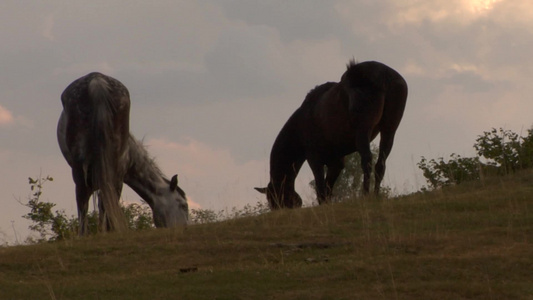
59;73;131;185
61;72;130;123
300;61;407;156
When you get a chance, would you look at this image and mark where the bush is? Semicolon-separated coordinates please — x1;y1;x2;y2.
475;127;533;173
22;176;77;243
419;127;533;190
190;201;270;224
417;154;481;190
21;174;155;243
123;202;154;230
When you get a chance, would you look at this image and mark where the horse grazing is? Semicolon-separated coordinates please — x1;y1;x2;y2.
57;72;189;235
256;60;407;209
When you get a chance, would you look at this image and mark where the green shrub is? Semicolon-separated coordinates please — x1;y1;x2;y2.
22;175;155;243
419;127;533;190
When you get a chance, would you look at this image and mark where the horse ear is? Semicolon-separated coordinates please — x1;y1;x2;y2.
170;174;178;191
254;187;267;194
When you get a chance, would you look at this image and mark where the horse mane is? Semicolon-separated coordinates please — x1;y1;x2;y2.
127;136;165;184
126;136;186;198
346;58;358;70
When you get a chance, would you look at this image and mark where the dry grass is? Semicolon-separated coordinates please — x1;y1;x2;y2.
1;171;532;299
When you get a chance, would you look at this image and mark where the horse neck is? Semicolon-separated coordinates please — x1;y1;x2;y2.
123;136;167;208
269;122;304;191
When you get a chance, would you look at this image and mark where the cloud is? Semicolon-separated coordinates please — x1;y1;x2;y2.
53;62;115;77
0;105;14;125
46;1;224;77
383;0;504;27
216;1;347;43
492;1;533;28
203;23;288;99
42;13;55;41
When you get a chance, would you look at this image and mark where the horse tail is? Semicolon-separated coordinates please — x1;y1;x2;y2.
88;75;127;232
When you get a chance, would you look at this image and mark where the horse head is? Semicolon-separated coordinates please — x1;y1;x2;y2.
151;174;189;228
254;182;302;209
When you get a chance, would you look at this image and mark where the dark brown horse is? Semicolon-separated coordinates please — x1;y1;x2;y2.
256;60;407;209
57;72;189;235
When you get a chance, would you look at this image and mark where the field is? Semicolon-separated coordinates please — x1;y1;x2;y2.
1;171;532;300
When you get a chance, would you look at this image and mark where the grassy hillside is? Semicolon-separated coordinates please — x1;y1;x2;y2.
1;171;532;300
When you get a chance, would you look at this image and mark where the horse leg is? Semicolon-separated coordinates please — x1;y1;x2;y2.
115;182;124;226
72;167;91;235
73;169;91;235
375;132;395;195
325;157;345;200
308;158;327;204
76;186;91;235
358;138;373;195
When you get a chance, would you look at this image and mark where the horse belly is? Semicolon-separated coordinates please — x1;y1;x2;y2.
57;112;72;164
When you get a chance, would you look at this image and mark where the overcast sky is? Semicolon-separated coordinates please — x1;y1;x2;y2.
1;0;532;244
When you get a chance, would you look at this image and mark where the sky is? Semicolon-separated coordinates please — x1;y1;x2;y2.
1;0;532;244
